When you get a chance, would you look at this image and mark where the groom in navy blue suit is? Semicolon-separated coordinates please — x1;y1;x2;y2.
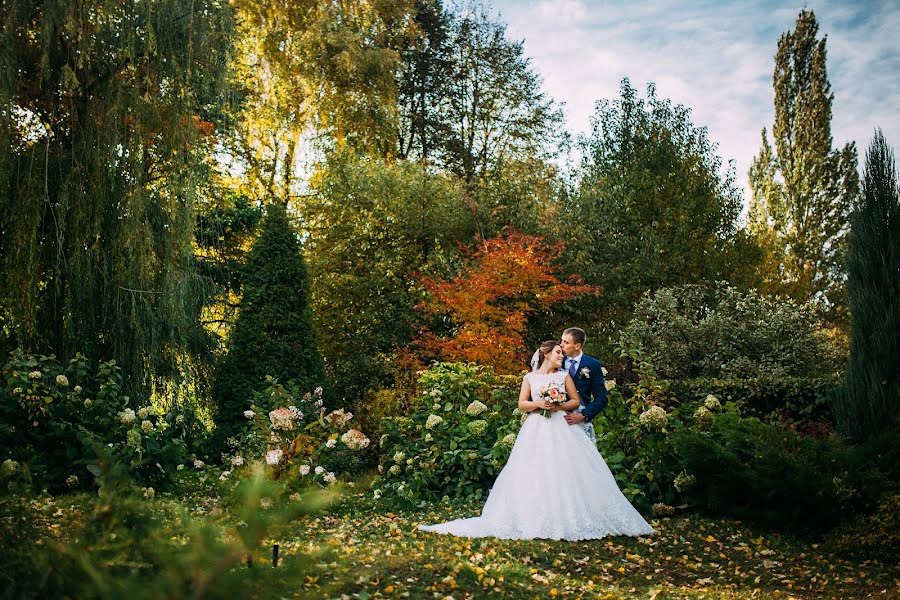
561;327;608;426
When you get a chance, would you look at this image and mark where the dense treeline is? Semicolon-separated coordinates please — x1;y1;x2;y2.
1;2;894;441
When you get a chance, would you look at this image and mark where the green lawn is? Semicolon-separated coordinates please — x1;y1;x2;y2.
24;487;897;599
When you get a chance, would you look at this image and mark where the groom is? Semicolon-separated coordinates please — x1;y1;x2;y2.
560;327;608;427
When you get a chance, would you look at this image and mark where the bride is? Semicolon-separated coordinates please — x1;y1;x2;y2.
418;340;655;541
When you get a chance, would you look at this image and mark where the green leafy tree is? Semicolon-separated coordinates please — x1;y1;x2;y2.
748;9;860;320
836;130;900;439
302;156;475;403
571;79;757;351
0;0;232;396
212;203;324;444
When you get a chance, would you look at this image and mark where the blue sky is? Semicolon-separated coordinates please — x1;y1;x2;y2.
490;0;900;209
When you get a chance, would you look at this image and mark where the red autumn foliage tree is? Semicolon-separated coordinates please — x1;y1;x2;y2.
415;232;599;373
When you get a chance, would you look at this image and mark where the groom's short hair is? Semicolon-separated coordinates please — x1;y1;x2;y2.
563;327;586;345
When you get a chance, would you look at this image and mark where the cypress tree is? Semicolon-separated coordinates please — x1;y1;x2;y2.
212;203;325;443
837;130;900;439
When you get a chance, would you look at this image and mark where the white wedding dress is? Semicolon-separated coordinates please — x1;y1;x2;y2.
418;371;655;541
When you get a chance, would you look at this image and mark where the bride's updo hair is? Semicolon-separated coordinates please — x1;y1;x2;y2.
535;340;560;369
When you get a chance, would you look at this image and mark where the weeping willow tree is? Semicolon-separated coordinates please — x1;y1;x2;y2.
0;0;233;399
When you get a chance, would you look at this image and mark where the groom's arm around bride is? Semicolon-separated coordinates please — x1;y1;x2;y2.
560;327;608;426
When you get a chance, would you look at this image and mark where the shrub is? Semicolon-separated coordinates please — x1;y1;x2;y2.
218;377;372;492
618;282;837;380
0;349;190;490
668;413;892;534
374;363;521;504
668;375;837;436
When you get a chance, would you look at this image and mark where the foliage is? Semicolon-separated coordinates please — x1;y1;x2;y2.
0;0;232;399
212;203;325;446
748;9;860;320
302;156;475;403
375;363;521;504
617;282;837;380
416;232;597;374
218;377;372;491
570;80;759;351
667;376;837;436
669;413;894;534
0;349;193;491
0;457;333;599
194;193;264;344
837;130;900;439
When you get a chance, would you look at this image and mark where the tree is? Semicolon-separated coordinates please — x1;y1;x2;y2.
0;0;232;396
212;203;324;444
748;9;860;320
301;156;475;402
570;79;756;351
835;130;900;439
415;232;597;374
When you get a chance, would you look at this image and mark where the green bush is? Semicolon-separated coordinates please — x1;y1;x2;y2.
618;282;837;380
668;413;893;534
374;363;521;505
0;349;190;491
668;375;837;435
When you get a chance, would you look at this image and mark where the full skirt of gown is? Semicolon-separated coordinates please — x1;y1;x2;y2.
418;409;655;541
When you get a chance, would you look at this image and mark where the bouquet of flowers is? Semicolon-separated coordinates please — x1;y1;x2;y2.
538;383;567;418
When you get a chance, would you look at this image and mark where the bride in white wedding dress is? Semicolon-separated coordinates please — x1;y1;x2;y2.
418;340;654;541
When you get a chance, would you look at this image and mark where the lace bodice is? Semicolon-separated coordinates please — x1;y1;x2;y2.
525;370;567;402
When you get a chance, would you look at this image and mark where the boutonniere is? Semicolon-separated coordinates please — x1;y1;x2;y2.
580;367;590;378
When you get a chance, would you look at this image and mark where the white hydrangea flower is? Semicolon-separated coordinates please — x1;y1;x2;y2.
324;472;336;484
388;465;401;475
392;451;406;463
605;380;616;391
314;465;325;475
73;385;82;394
639;405;668;431
231;456;244;467
467;420;488;437
65;474;79;487
694;406;714;429
193;459;205;468
243;409;255;419
265;449;283;465
219;470;231;481
373;489;382;500
137;407;150;419
141;420;153;433
425;414;443;429
500;433;517;446
55;375;69;387
118;408;136;425
28;370;41;380
704;394;722;412
465;400;487;416
299;464;310;476
143;487;155;499
325;438;337;449
12;387;22;395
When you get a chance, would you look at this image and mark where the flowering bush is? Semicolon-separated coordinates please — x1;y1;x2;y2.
0;349;192;491
221;377;371;490
374;363;522;505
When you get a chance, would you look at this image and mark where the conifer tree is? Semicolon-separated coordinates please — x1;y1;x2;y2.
836;130;900;439
212;203;325;443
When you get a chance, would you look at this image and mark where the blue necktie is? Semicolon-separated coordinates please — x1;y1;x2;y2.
568;358;578;378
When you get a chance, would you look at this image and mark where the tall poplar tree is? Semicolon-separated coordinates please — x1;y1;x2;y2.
749;9;859;319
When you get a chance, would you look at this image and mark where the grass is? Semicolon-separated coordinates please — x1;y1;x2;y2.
17;484;898;599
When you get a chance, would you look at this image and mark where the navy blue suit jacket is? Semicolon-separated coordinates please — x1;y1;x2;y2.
570;354;607;422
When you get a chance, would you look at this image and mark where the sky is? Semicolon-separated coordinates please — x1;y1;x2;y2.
490;0;900;211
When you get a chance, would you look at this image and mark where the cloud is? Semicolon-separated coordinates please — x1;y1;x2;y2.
492;0;900;206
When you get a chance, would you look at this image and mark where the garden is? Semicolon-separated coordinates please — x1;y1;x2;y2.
1;2;898;599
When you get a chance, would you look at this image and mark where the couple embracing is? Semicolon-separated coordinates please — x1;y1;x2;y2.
419;328;654;541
